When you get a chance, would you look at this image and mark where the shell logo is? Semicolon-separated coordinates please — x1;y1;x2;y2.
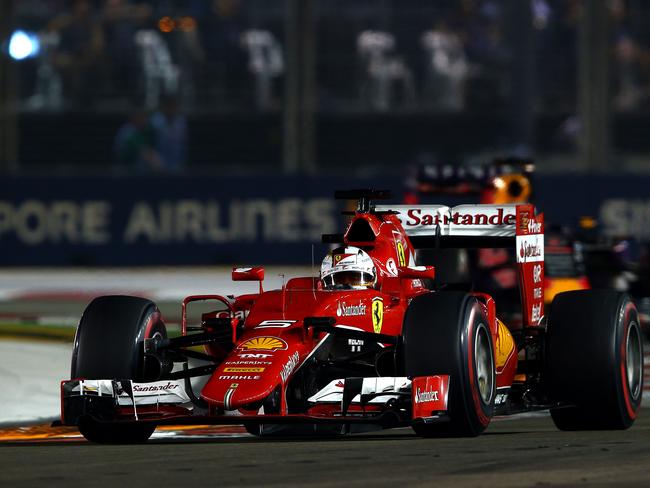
396;241;406;266
495;320;515;369
238;336;287;352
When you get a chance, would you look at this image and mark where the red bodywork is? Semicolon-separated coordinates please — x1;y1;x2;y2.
62;201;544;426
198;210;431;414
189;206;537;416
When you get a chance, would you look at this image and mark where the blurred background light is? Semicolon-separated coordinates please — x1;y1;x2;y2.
8;30;40;60
178;16;197;32
158;16;175;33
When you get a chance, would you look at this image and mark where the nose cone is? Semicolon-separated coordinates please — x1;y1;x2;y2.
200;335;303;411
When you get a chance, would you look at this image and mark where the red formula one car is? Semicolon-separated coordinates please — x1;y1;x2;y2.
59;190;644;443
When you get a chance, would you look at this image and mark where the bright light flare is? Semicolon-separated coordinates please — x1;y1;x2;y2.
8;30;40;60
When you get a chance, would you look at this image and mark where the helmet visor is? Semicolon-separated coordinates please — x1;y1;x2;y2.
322;271;375;290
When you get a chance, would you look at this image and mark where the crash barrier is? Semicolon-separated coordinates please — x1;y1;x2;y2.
0;173;648;265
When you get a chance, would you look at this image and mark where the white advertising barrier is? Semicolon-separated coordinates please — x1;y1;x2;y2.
375;204;518;237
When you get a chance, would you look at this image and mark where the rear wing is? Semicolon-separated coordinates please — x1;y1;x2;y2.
375;204;517;247
376;203;545;326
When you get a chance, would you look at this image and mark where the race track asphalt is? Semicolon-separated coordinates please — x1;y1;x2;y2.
1;269;649;487
1;413;649;488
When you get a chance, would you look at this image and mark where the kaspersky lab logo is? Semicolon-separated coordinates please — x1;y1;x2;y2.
337;301;367;317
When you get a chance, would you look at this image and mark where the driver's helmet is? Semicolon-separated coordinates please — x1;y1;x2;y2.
321;246;376;290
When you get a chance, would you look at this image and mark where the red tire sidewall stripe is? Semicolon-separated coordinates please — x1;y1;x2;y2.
620;302;638;420
143;310;159;339
467;307;490;427
140;309;162;379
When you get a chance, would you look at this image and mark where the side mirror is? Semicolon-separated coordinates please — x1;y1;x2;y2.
398;265;435;281
232;266;265;281
232;266;265;293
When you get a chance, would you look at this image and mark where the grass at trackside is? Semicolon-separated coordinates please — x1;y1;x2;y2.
0;322;184;343
0;323;77;342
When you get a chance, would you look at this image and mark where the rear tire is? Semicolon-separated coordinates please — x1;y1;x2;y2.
402;292;495;437
546;290;643;430
72;295;166;443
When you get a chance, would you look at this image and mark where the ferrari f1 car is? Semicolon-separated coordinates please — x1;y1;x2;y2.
58;190;644;443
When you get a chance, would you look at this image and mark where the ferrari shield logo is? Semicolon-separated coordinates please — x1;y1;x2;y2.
334;253;353;264
396;242;406;266
372;298;383;334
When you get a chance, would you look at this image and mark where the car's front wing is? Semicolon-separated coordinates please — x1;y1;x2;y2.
59;375;450;428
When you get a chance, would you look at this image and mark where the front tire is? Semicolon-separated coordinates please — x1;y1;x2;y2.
72;295;166;443
546;290;644;430
402;292;495;437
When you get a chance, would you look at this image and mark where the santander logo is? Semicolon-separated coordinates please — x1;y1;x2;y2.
133;382;178;393
519;241;542;261
415;388;439;403
337;301;367;317
405;207;515;227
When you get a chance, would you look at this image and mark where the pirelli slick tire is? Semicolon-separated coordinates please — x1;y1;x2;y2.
402;292;495;437
72;295;167;443
546;290;643;430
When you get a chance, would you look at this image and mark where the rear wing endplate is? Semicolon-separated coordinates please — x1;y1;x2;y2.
375;203;545;326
